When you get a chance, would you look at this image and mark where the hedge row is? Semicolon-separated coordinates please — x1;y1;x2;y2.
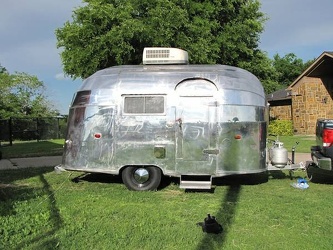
268;120;293;136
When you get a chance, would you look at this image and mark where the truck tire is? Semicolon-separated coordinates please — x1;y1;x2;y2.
306;163;333;183
122;166;162;191
306;163;318;182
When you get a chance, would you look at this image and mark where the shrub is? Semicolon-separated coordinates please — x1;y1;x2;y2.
268;120;293;136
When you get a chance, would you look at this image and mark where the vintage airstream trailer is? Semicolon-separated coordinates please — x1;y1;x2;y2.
62;47;269;191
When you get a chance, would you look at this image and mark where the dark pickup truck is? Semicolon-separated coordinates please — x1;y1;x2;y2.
311;118;333;170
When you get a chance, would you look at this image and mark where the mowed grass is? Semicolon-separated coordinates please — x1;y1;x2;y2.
1;166;333;249
268;135;316;153
0;135;326;249
0;139;64;158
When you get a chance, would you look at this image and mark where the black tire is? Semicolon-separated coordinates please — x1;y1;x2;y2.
306;163;333;183
122;166;162;191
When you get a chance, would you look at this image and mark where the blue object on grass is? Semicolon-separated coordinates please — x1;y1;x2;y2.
291;178;309;190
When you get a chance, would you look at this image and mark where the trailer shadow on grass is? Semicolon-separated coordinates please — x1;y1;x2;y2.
267;168;331;183
71;172;177;191
71;172;123;185
72;171;270;191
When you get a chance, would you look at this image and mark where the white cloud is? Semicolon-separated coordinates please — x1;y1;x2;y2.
55;72;77;81
55;73;67;80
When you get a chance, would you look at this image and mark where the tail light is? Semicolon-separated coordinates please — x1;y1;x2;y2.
323;128;333;147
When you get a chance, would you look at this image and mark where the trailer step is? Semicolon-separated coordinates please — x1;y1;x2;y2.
179;176;212;189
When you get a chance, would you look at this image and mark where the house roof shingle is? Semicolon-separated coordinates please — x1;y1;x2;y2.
266;88;291;102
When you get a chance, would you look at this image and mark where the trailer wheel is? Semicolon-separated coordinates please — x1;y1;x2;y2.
122;166;162;191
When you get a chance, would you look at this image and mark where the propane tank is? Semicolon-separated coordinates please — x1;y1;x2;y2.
269;141;288;168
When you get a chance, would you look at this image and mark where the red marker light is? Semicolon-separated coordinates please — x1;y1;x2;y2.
94;133;102;139
234;134;242;140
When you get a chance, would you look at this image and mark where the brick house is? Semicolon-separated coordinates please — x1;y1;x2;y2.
267;51;333;135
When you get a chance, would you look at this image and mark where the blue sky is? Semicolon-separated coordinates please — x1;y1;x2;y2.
1;0;333;114
260;0;333;60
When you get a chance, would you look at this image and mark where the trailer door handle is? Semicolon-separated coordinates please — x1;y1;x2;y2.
203;149;219;155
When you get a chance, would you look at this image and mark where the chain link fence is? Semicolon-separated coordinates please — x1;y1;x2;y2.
0;117;67;145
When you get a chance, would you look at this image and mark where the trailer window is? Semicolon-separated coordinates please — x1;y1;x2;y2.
72;90;91;106
124;96;164;114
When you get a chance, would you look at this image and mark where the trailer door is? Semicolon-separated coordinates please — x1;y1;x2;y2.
175;80;219;175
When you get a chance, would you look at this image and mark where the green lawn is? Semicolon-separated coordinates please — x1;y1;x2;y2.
1;167;333;249
0;139;64;158
1;135;332;249
268;135;316;153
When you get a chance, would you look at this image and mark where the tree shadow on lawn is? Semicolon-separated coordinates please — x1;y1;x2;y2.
185;174;265;248
195;184;242;250
193;169;333;248
14;174;63;249
71;172;245;249
71;172;267;249
1;167;63;249
0;167;55;216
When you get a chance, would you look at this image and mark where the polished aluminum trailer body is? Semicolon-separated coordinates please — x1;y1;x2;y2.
62;63;267;188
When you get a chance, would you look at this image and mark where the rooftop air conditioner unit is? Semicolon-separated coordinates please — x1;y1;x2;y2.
142;47;189;65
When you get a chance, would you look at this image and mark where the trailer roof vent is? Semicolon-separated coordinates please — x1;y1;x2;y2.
143;47;189;65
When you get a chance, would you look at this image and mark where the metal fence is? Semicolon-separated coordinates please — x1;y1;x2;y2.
0;117;67;145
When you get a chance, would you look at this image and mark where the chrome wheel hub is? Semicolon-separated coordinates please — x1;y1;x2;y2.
133;168;149;184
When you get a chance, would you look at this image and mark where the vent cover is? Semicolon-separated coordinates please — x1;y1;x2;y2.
143;47;189;65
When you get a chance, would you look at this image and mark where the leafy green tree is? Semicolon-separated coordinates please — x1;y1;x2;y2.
56;0;266;79
0;64;6;74
272;53;310;87
0;70;58;119
239;50;279;94
259;53;316;94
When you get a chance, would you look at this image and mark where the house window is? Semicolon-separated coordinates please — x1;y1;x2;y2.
124;95;165;114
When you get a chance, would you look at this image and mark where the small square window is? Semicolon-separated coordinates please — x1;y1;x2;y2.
124;97;145;113
124;96;164;114
145;96;164;113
